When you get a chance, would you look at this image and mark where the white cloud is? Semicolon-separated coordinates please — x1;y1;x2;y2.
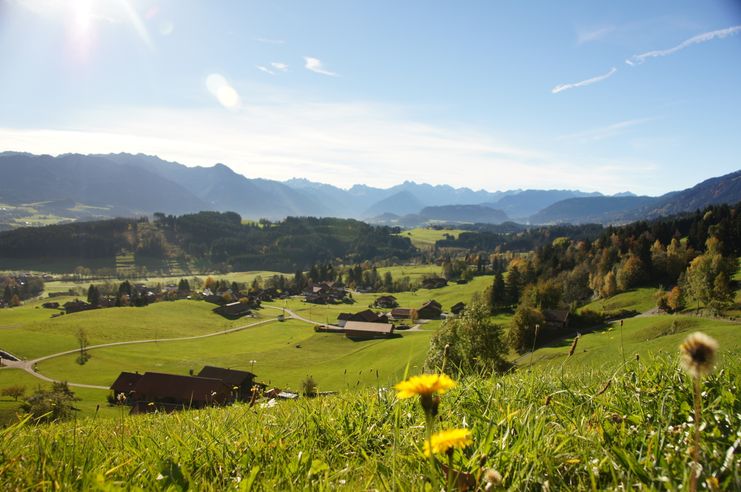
0;93;664;194
556;117;656;142
552;67;617;94
271;62;288;72
626;25;741;65
256;65;275;75
304;57;337;76
577;26;615;44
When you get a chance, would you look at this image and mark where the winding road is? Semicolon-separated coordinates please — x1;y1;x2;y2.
0;305;331;390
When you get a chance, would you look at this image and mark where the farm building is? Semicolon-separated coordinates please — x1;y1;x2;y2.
373;295;398;308
336;309;389;327
126;372;231;413
110;371;142;398
543;309;570;331
450;302;466;315
213;301;252;320
344;321;396;340
390;307;415;320
417;300;442;319
197;366;260;401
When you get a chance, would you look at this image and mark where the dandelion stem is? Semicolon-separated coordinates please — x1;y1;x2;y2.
690;375;702;492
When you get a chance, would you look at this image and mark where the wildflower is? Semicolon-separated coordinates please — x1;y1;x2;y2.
394;374;456;399
116;392;127;403
395;373;455;415
423;428;472;456
484;468;502;489
680;332;718;378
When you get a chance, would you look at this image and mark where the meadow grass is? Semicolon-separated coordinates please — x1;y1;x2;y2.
398;228;465;250
1;352;738;490
521;315;740;371
0;300;248;359
579;287;659;314
35;319;433;392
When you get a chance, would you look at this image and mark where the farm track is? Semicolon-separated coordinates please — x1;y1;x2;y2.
0;306;328;389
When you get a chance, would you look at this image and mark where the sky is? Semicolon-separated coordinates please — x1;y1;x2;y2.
0;0;740;196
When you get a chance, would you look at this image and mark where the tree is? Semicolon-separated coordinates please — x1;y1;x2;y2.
616;254;647;291
177;278;191;293
601;270;618;299
506;266;522;305
20;382;80;422
87;284;100;306
2;284;11;304
1;385;26;401
489;272;507;312
425;297;508;375
666;286;685;313
76;328;90;365
508;304;545;354
685;238;735;311
10;294;21;307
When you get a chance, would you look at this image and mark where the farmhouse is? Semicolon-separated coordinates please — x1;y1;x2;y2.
110;371;142;398
197;366;260;401
336;309;389;327
213;301;252;320
543;309;570;331
390;307;415;320
63;299;96;314
421;277;448;289
417;300;442;319
450;302;466;315
304;281;348;304
373;295;398;308
343;321;395;340
126;372;231;413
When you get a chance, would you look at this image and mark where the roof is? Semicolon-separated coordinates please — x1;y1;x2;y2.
110;372;142;393
543;309;570;323
197;366;256;388
391;308;413;316
131;372;230;402
344;321;395;334
376;295;397;301
421;300;442;309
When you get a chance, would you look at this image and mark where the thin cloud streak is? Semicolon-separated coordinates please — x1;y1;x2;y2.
552;67;617;94
271;62;288;72
256;65;275;75
626;25;741;65
577;26;615;44
556;117;656;142
304;57;338;76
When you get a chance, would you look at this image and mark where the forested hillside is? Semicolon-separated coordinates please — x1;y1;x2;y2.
0;213;416;271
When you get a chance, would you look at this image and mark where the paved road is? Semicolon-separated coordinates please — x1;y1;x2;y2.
0;305;323;390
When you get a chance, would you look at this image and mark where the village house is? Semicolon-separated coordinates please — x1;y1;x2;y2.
336;309;389;327
213;300;253;320
110;371;143;399
343;321;396;340
421;277;448;289
450;302;466;315
543;309;570;332
417;300;443;319
390;307;415;320
124;372;231;414
303;281;348;304
197;366;260;402
373;295;398;309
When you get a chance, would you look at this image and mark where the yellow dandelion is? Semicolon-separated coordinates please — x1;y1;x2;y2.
680;332;718;378
423;428;472;456
394;373;456;399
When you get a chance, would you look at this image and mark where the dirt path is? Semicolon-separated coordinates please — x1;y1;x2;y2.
0;305;313;389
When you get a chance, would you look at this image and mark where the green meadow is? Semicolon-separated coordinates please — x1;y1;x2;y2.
522;314;740;370
398;227;465;250
578;287;659;314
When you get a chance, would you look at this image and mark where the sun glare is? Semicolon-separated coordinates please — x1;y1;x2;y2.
206;74;241;110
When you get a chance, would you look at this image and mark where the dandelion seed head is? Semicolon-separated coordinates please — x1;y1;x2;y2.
680;332;718;378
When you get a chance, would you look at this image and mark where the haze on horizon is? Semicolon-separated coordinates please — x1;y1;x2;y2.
0;0;740;196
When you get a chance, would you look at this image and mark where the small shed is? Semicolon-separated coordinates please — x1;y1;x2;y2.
344;321;395;340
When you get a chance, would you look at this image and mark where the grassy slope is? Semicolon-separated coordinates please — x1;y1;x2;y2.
0;299;246;359
578;287;659;314
522;315;740;370
2;353;738;490
35;319;432;392
399;228;465;249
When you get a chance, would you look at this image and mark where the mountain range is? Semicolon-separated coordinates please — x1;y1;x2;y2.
0;151;738;227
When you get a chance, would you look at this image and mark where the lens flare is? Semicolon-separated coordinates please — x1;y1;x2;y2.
206;74;241;109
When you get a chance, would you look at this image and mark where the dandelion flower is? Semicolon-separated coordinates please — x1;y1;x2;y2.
394;374;456;399
680;332;718;378
423;428;472;456
484;468;502;488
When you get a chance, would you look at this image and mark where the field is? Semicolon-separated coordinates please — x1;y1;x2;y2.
522;314;741;370
399;228;465;250
579;287;659;314
2;350;738;490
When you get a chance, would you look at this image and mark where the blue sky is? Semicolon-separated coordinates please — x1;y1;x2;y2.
0;0;740;195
